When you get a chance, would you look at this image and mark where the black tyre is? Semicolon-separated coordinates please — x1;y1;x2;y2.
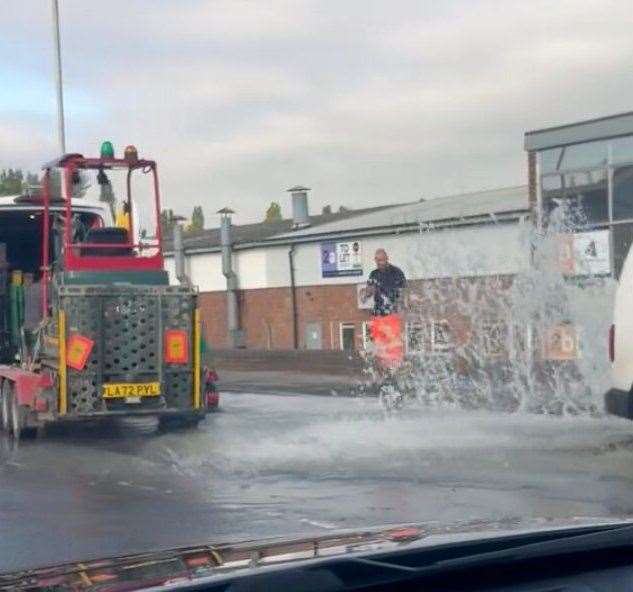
1;380;12;433
10;389;22;440
116;415;160;436
8;391;37;441
160;414;202;431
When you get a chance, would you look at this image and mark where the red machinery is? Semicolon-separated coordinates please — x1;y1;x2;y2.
0;143;211;438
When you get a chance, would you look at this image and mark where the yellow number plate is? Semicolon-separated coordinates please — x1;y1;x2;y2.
102;382;161;398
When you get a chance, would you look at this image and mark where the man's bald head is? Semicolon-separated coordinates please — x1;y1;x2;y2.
374;248;389;271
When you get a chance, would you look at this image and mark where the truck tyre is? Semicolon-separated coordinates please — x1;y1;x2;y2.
1;380;11;433
10;390;23;441
116;416;160;436
160;414;202;431
9;390;36;441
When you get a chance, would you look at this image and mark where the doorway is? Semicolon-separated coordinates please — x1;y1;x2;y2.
340;322;356;352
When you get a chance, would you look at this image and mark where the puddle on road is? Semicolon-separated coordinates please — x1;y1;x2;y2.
144;396;633;486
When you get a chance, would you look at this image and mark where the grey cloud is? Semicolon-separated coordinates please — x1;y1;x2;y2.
3;0;633;222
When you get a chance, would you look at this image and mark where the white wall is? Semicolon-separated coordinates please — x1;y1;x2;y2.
165;245;290;290
165;222;529;290
291;222;529;286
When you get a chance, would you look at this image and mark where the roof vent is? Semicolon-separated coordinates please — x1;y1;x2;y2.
287;185;311;228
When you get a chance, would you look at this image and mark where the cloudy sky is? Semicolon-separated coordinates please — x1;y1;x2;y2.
3;0;633;224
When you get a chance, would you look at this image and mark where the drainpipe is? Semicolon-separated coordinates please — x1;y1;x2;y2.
288;245;298;349
219;208;240;347
172;222;190;286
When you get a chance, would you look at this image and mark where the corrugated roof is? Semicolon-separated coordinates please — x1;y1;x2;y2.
165;203;403;251
270;185;529;239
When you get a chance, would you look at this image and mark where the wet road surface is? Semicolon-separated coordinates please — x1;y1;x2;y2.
2;392;633;572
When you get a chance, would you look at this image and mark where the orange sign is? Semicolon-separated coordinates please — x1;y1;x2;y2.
370;314;404;368
66;334;95;370
164;329;189;364
543;324;578;360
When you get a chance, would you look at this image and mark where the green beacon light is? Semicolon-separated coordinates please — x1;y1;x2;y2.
100;141;115;159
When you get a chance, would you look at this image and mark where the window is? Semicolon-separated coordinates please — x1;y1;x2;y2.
543;168;608;226
613;166;633;221
612;136;633;165
540;148;563;174
481;321;507;357
431;320;451;353
406;322;426;354
340;322;356;352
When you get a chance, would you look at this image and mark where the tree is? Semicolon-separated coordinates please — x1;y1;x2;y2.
0;168;43;196
160;209;178;238
187;205;205;234
321;204;332;215
0;168;24;196
264;201;282;222
25;172;39;187
338;205;350;213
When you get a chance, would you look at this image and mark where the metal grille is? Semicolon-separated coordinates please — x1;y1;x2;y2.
162;293;194;409
59;285;197;414
164;371;192;407
68;372;100;413
103;295;159;376
64;295;102;412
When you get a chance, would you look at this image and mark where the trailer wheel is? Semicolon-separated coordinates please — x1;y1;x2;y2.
1;380;11;433
116;416;160;436
10;390;24;440
9;390;36;441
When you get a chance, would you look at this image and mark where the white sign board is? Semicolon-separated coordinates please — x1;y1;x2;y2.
356;283;373;309
559;230;610;276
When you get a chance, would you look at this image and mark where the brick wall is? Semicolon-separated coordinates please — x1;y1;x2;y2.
198;274;516;353
296;284;370;349
198;292;228;347
199;287;295;349
240;287;294;349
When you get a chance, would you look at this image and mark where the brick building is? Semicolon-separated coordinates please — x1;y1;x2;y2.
165;185;531;355
164;112;633;379
160;112;633;409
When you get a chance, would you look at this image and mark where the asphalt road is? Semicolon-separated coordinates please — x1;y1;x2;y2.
2;392;633;573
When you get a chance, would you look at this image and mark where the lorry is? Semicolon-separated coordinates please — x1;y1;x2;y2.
0;143;210;439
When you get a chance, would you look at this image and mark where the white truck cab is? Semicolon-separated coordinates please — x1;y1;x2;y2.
605;247;633;419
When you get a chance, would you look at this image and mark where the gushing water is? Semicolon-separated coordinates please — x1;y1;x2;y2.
368;202;616;415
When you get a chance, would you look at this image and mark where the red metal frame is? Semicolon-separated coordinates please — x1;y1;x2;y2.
0;366;54;406
40;154;165;314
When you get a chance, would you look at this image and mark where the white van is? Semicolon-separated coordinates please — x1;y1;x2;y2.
605;249;633;419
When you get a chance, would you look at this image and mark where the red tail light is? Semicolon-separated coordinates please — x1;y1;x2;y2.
609;324;615;362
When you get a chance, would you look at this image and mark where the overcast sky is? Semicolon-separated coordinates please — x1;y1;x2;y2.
3;0;633;224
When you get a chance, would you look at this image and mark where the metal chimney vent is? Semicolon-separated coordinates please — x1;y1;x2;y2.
287;185;311;228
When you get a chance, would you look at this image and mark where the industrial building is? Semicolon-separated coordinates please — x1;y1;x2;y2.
165;185;531;356
525;110;633;279
164;110;633;404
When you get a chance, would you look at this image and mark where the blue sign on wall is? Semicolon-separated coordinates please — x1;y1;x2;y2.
320;241;363;278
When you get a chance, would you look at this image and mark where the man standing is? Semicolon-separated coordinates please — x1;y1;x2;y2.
364;249;407;369
365;249;406;316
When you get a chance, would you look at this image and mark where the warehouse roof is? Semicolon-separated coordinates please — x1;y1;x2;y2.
270;185;529;240
165;203;402;252
165;185;529;254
